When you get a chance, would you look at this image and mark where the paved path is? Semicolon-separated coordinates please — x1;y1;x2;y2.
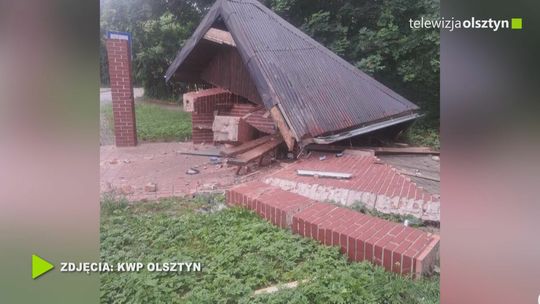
100;87;144;106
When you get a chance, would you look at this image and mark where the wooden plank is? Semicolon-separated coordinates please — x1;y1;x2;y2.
203;28;236;47
270;106;295;151
220;135;273;157
228;137;283;165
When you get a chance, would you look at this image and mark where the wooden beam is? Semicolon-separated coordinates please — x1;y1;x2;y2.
270;106;295;151
220;135;273;157
203;28;236;47
228;137;283;165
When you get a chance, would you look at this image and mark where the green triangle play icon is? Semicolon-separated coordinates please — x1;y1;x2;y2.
32;254;54;279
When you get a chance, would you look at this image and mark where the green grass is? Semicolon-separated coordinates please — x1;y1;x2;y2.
100;196;439;304
102;103;192;142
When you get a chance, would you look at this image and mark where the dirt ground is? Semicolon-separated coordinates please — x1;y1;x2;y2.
100;142;283;201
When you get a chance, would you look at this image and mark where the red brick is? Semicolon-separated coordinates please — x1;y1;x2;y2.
347;235;356;261
402;255;413;275
392;251;403;273
373;235;393;266
325;227;333;245
317;227;325;243
355;239;365;261
225;181;439;277
383;242;399;271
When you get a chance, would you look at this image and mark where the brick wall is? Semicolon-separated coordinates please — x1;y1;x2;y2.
106;39;137;147
226;181;440;277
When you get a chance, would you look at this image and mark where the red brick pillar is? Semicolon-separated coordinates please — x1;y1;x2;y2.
106;39;137;147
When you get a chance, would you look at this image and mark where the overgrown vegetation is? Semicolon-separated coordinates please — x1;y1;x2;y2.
401;122;440;150
101;195;439;303
102;103;191;142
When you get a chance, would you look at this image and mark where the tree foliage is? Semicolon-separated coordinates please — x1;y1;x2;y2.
267;0;440;124
100;0;213;98
100;0;439;123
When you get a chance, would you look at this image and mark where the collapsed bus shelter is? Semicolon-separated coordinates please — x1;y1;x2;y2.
165;0;421;162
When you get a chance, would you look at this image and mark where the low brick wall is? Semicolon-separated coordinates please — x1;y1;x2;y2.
226;181;439;277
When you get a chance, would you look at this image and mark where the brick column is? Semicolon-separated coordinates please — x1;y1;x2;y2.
106;39;137;147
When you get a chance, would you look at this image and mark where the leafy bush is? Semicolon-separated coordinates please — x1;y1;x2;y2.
401;120;440;150
101;196;439;303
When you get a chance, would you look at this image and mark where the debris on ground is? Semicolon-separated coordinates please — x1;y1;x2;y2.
101;143;284;201
120;184;133;194
177;151;221;157
319;155;326;161
209;156;222;164
297;169;352;179
144;182;157;192
186;168;200;175
398;169;440;182
253;280;309;295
